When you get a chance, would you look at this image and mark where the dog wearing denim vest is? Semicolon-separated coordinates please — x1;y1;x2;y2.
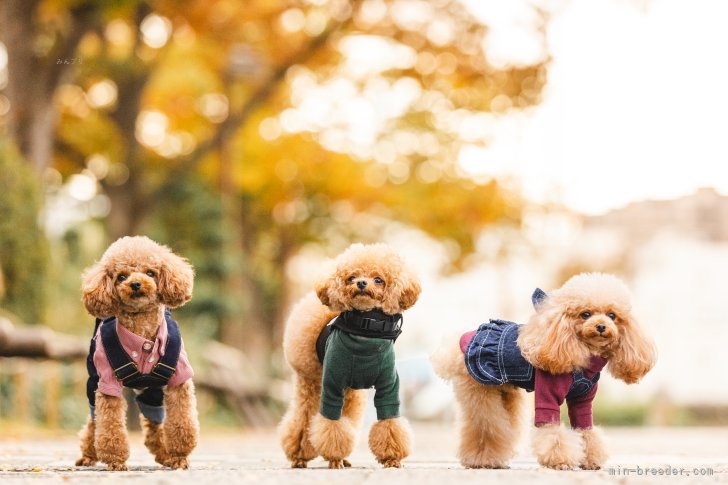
278;243;420;468
432;273;656;470
75;236;199;471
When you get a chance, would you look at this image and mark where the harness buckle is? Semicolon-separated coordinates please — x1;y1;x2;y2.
151;362;177;380
360;317;386;332
113;361;140;382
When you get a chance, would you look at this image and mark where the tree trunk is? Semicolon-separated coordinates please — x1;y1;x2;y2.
1;0;96;172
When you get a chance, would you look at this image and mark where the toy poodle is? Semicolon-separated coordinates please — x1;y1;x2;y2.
432;272;656;470
75;236;199;471
279;243;421;469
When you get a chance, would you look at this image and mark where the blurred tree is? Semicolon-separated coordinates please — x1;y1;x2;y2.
0;139;49;322
1;0;549;369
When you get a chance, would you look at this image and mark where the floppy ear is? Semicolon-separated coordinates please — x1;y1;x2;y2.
81;262;116;317
381;268;421;314
315;274;347;312
607;314;656;384
518;304;591;374
157;250;194;308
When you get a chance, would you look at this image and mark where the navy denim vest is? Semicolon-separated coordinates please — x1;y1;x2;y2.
463;319;600;398
83;309;181;424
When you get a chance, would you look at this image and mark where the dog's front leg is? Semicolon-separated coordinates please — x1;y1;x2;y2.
94;392;129;471
532;423;585;470
368;417;412;468
160;380;199;469
578;427;608;470
309;413;357;469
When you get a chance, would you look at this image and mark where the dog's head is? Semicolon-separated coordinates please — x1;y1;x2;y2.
81;236;194;317
518;272;656;382
315;243;420;314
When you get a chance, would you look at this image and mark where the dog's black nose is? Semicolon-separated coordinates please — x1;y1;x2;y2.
130;281;142;291
357;280;367;290
596;324;606;333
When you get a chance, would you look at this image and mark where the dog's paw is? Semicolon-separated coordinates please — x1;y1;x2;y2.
106;462;128;471
382;459;403;468
544;461;575;471
580;460;602;470
291;459;308;468
328;459;345;469
462;461;509;469
75;456;97;467
162;456;189;470
343;459;352;468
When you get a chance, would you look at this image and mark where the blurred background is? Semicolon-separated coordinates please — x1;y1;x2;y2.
1;0;727;434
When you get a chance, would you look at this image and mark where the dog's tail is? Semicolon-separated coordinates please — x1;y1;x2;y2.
430;333;466;382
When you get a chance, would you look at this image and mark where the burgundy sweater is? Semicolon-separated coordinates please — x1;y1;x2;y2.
460;330;607;429
533;355;607;428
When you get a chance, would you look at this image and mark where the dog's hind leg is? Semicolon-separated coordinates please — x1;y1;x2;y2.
75;416;97;466
279;375;322;468
94;393;129;471
339;388;366;467
160;380;199;469
454;377;520;469
141;417;168;465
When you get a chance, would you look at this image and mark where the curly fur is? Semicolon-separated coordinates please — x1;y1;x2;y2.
532;424;585;470
432;272;656;470
279;243;420;468
432;339;523;468
368;417;413;468
75;236;199;471
579;426;609;470
309;414;358;469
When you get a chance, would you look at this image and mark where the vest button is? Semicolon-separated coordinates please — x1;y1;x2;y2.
148;357;155;363
131;351;139;358
143;342;152;350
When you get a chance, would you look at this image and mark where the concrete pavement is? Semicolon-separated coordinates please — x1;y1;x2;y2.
1;424;726;484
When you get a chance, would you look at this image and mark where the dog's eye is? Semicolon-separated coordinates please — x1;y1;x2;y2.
607;312;616;320
117;274;127;282
580;311;591;319
146;270;155;277
374;277;384;285
347;276;356;283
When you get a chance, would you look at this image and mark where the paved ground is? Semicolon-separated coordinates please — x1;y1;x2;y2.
1;424;726;484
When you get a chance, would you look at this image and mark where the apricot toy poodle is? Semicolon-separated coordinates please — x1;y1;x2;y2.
75;236;199;471
432;272;656;470
279;243;421;469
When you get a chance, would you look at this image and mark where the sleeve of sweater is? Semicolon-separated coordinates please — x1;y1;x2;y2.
566;382;598;429
533;368;572;426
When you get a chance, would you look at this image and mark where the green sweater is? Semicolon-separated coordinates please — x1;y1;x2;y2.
320;328;400;420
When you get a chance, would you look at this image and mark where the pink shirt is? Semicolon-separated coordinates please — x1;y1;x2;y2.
93;316;194;397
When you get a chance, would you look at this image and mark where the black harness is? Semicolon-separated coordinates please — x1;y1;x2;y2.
316;309;403;363
85;309;181;409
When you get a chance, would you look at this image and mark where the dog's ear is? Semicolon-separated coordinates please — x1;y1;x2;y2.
315;274;348;312
81;262;116;317
531;288;548;310
607;314;656;384
315;276;332;307
157;248;194;308
518;304;591;374
382;267;421;314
